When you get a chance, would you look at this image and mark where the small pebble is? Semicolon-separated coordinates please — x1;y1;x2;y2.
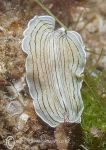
18;113;29;130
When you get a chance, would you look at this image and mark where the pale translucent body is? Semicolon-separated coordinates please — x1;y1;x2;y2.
22;16;86;127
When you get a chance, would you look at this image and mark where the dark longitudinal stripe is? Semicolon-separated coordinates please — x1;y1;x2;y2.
39;29;55;115
52;33;67;111
67;38;80;113
64;37;76;113
63;37;75;115
59;35;71;115
59;35;74;115
34;23;59;124
48;33;65;117
56;34;68;112
29;46;54;123
39;28;63;121
29;20;58;124
67;36;83;112
43;32;64;119
53;33;69;112
68;45;79;113
49;32;63;116
51;33;67;115
65;37;79;113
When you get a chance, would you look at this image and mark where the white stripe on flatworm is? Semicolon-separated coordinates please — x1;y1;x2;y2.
22;15;86;127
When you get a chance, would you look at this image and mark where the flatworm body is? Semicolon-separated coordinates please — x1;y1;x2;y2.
22;16;86;127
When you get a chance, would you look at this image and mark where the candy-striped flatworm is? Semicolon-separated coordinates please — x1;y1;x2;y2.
22;15;86;127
